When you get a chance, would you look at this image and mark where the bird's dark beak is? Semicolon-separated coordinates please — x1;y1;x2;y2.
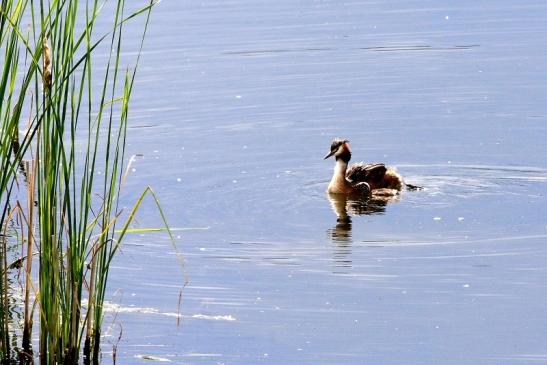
324;150;335;160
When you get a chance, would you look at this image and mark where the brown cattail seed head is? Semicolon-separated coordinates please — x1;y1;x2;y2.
42;37;52;93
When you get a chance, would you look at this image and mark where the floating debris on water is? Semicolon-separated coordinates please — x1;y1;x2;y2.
135;355;171;362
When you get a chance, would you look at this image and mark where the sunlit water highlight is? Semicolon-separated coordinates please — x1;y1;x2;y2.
93;0;547;364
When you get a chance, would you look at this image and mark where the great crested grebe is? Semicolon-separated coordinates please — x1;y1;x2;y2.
324;138;404;195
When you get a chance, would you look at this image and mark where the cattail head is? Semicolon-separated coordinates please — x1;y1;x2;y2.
43;37;52;93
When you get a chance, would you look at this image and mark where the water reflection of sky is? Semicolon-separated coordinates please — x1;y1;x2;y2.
103;0;547;364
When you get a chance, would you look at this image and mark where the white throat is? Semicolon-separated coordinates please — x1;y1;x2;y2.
331;159;348;183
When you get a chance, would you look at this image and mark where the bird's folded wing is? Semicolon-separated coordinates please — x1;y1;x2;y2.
346;162;386;183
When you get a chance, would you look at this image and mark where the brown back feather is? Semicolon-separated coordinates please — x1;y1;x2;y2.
346;163;387;184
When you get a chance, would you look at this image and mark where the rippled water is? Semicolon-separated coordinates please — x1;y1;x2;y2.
100;1;547;363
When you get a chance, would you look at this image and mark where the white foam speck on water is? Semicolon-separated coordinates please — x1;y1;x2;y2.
135;355;171;362
176;178;181;182
83;300;236;321
458;217;465;221
191;314;236;321
433;217;442;221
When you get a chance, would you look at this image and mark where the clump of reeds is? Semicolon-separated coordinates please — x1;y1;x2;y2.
0;0;160;363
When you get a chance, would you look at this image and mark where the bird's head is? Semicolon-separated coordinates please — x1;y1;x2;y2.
324;138;351;161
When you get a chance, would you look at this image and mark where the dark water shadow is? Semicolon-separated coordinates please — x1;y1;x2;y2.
326;193;398;272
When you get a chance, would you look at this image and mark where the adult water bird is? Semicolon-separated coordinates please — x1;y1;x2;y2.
324;138;405;195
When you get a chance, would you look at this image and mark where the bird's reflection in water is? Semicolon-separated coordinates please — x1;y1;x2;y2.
327;192;398;272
